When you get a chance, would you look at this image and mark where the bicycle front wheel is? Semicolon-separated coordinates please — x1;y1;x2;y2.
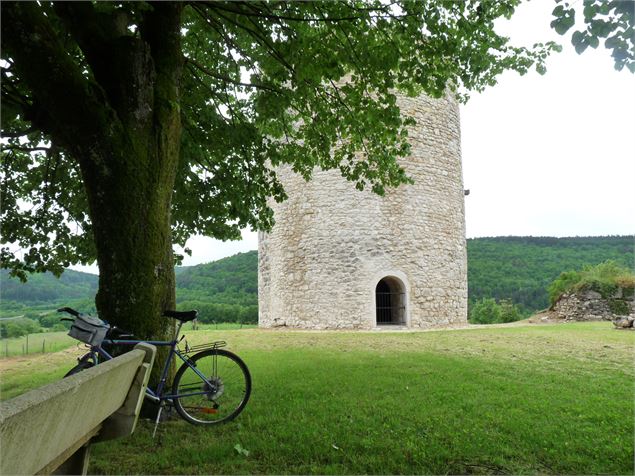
64;359;94;377
172;349;251;425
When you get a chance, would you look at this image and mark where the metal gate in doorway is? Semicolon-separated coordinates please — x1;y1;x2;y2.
375;278;406;325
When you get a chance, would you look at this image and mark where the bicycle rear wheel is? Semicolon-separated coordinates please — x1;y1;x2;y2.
172;349;251;425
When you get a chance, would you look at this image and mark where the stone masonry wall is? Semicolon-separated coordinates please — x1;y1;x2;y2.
258;93;467;329
553;288;635;322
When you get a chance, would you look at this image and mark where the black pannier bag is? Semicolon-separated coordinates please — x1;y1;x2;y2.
102;326;136;357
68;314;109;346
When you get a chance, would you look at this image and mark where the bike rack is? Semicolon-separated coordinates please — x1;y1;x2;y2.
181;340;227;354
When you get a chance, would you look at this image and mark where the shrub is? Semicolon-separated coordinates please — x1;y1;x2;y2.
39;313;70;329
548;261;635;306
622;286;634;298
499;299;523;323
608;299;630;316
469;298;501;324
469;298;524;325
0;318;40;338
548;270;582;305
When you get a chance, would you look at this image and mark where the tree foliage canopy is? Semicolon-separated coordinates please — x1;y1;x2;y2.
551;0;635;72
1;1;558;281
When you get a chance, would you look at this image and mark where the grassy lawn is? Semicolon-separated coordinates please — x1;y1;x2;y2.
1;322;633;474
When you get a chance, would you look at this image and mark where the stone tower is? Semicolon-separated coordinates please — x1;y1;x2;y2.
258;93;467;329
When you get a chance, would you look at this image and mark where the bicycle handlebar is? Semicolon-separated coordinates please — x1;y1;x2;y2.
57;307;80;317
56;307;137;339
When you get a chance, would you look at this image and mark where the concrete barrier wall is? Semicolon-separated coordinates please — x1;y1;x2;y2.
0;349;147;475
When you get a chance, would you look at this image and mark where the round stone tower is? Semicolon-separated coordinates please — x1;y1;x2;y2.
258;93;467;329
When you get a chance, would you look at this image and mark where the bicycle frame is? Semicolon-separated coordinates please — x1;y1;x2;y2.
83;320;216;403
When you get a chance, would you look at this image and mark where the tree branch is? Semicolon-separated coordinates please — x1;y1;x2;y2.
185;56;282;94
0;2;121;158
204;7;297;76
0;128;36;138
1;145;50;152
140;2;184;93
190;4;270;83
203;1;410;23
52;2;114;67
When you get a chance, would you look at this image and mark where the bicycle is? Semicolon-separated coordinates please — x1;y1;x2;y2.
58;307;251;431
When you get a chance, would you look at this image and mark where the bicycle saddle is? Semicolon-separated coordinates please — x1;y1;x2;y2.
163;309;198;322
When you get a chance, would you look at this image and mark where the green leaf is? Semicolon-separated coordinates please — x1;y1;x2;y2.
551;7;576;35
583;4;598;21
552;5;565;16
571;30;585;47
551;17;574;35
588;35;600;48
234;444;250;457
574;36;590;54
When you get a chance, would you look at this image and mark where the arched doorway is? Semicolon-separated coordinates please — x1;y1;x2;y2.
375;276;406;325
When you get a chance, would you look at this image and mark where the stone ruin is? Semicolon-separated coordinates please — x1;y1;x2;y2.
552;286;635;329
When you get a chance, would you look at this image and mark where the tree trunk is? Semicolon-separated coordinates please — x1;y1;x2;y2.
90;144;178;342
88;134;179;384
84;4;184;383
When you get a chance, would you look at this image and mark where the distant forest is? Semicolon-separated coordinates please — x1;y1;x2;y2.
1;236;632;324
467;236;633;313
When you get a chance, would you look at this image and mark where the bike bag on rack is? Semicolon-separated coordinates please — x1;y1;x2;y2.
68;314;109;346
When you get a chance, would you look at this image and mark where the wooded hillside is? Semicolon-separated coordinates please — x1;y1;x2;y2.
2;236;632;321
467;236;633;312
175;251;258;324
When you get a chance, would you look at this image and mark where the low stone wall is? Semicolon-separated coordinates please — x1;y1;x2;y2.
553;287;635;324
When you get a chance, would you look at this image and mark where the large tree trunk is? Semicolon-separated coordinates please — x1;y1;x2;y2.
89;138;179;342
88;130;179;384
82;4;184;382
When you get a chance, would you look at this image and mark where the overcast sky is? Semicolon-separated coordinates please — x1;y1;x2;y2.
461;0;634;238
71;1;634;274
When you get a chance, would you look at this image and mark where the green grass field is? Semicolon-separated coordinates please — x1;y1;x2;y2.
0;331;76;358
1;322;633;474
